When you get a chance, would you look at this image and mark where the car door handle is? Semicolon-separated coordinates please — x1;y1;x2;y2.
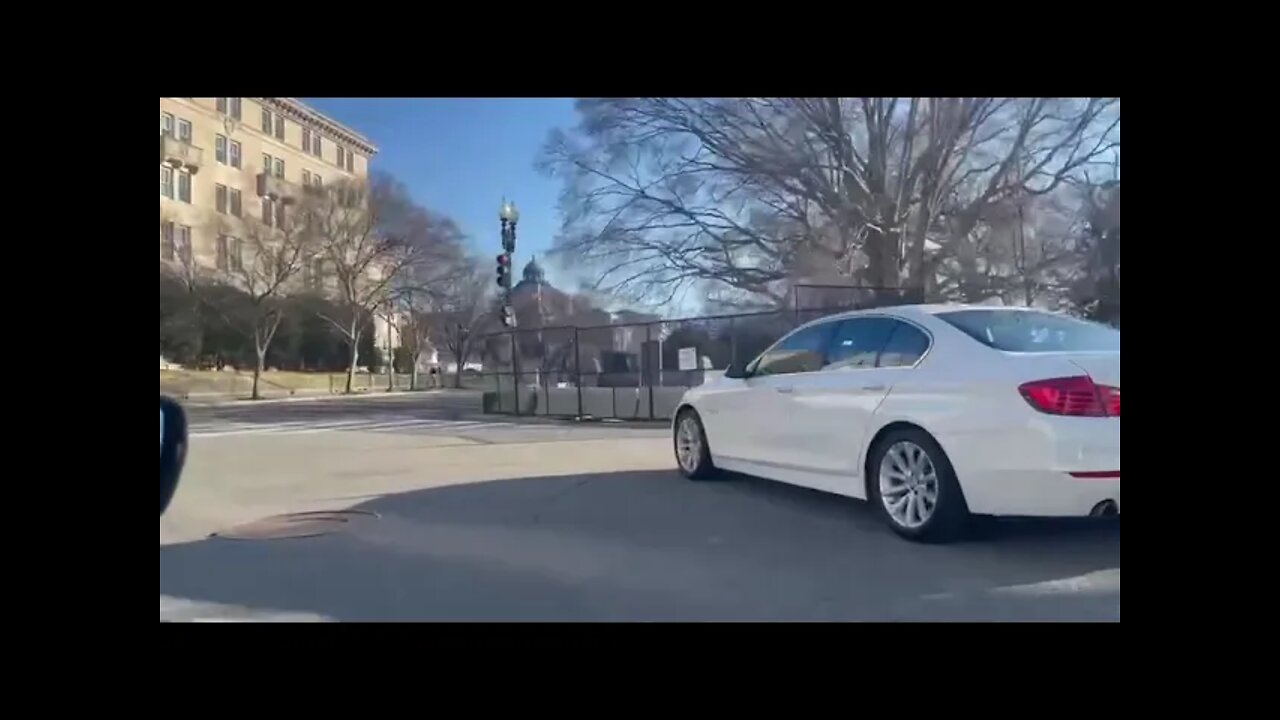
861;384;886;392
775;386;795;394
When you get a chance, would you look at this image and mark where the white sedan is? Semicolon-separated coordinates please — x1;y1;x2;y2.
672;305;1120;543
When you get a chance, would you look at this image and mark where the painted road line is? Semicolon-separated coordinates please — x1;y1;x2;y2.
191;418;494;438
191;418;406;438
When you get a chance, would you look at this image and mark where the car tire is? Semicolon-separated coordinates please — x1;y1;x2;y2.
674;408;718;480
867;427;970;543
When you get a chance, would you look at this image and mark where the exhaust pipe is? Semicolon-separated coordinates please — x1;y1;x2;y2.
1090;499;1119;517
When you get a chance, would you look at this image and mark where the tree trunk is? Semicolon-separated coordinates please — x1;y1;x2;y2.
252;349;265;400
452;347;464;388
386;347;395;391
345;325;360;394
409;350;421;390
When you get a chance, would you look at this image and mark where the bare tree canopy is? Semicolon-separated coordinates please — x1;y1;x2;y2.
426;255;495;387
540;98;1120;311
305;170;449;392
207;202;311;399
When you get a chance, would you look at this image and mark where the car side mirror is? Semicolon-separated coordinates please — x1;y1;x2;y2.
160;395;189;517
723;361;750;380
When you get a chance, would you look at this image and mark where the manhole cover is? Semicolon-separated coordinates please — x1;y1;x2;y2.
212;510;378;541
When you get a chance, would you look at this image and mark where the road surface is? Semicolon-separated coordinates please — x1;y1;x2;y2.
160;392;1120;621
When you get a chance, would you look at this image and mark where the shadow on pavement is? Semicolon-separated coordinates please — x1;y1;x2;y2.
159;470;1120;621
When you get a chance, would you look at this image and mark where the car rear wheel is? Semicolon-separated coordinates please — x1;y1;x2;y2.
868;428;969;543
674;409;717;480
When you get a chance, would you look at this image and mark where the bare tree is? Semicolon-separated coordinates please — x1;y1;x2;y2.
427;257;495;388
160;204;209;365
385;210;470;390
210;205;311;399
540;98;1120;308
399;295;435;390
304;172;425;393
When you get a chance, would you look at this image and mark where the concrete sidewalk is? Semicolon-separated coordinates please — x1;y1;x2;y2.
174;387;477;407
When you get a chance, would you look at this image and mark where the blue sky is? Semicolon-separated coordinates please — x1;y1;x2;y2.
304;98;579;288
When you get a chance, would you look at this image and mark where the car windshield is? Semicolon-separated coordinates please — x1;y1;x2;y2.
936;309;1120;353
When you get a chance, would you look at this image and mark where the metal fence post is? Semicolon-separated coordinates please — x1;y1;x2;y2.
646;323;655;420
510;331;520;416
574;327;583;420
729;316;738;369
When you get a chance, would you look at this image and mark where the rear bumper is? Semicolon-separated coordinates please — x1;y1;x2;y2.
936;418;1119;518
959;470;1120;517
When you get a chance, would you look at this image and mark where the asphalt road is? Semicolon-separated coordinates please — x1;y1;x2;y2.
161;393;1120;622
184;391;669;444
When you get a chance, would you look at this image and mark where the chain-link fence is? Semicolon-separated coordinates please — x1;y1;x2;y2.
476;285;922;421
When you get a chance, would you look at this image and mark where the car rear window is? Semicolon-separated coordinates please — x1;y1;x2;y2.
936;309;1119;353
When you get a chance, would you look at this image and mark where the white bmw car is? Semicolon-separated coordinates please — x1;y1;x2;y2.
672;305;1120;543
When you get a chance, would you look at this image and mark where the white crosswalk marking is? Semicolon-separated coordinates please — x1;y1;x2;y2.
188;416;538;439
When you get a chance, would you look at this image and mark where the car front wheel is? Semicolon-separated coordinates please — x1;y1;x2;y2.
674;409;717;480
868;428;969;543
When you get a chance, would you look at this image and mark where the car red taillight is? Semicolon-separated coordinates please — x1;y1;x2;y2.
1019;376;1120;417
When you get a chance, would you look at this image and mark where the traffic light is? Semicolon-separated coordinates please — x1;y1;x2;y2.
496;253;511;289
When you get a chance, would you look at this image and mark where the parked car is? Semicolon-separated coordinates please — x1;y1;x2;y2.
160;395;189;516
671;305;1120;543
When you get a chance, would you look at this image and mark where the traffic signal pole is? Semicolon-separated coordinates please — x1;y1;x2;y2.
497;201;518;327
498;201;520;413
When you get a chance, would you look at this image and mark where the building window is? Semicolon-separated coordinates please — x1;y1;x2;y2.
215;134;227;164
346;151;354;172
302;169;311;187
161;112;174;137
312;135;322;158
216;97;227;114
262;197;274;227
229;139;241;169
217;236;243;272
161;222;175;260
336;147;345;169
160;166;174;198
302;128;311;154
273;157;284;179
177;171;191;203
177;119;192;143
274;114;285;140
216;184;227;213
176;225;192;263
313;174;322;189
276;200;286;228
262;107;273;134
306;256;325;289
262;153;273;175
230;188;242;217
230;97;242;120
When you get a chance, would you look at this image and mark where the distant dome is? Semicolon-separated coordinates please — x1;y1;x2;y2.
522;256;547;285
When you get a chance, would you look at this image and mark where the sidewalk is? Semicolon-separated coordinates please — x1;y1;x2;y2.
174;387;479;407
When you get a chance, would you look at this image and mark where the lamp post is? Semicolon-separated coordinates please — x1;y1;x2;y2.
499;199;522;413
499;199;519;311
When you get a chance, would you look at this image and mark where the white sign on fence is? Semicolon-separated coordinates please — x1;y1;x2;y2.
678;347;698;371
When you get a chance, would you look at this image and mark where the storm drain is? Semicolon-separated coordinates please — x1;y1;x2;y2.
212;510;379;541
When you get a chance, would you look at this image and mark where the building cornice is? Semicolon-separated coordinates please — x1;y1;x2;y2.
259;98;379;156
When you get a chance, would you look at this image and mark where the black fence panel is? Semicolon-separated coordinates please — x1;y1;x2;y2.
474;284;927;421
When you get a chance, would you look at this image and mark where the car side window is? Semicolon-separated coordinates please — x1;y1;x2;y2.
753;323;834;377
824;318;898;371
879;321;931;367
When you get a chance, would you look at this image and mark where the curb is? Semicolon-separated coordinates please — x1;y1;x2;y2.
480;414;670;429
